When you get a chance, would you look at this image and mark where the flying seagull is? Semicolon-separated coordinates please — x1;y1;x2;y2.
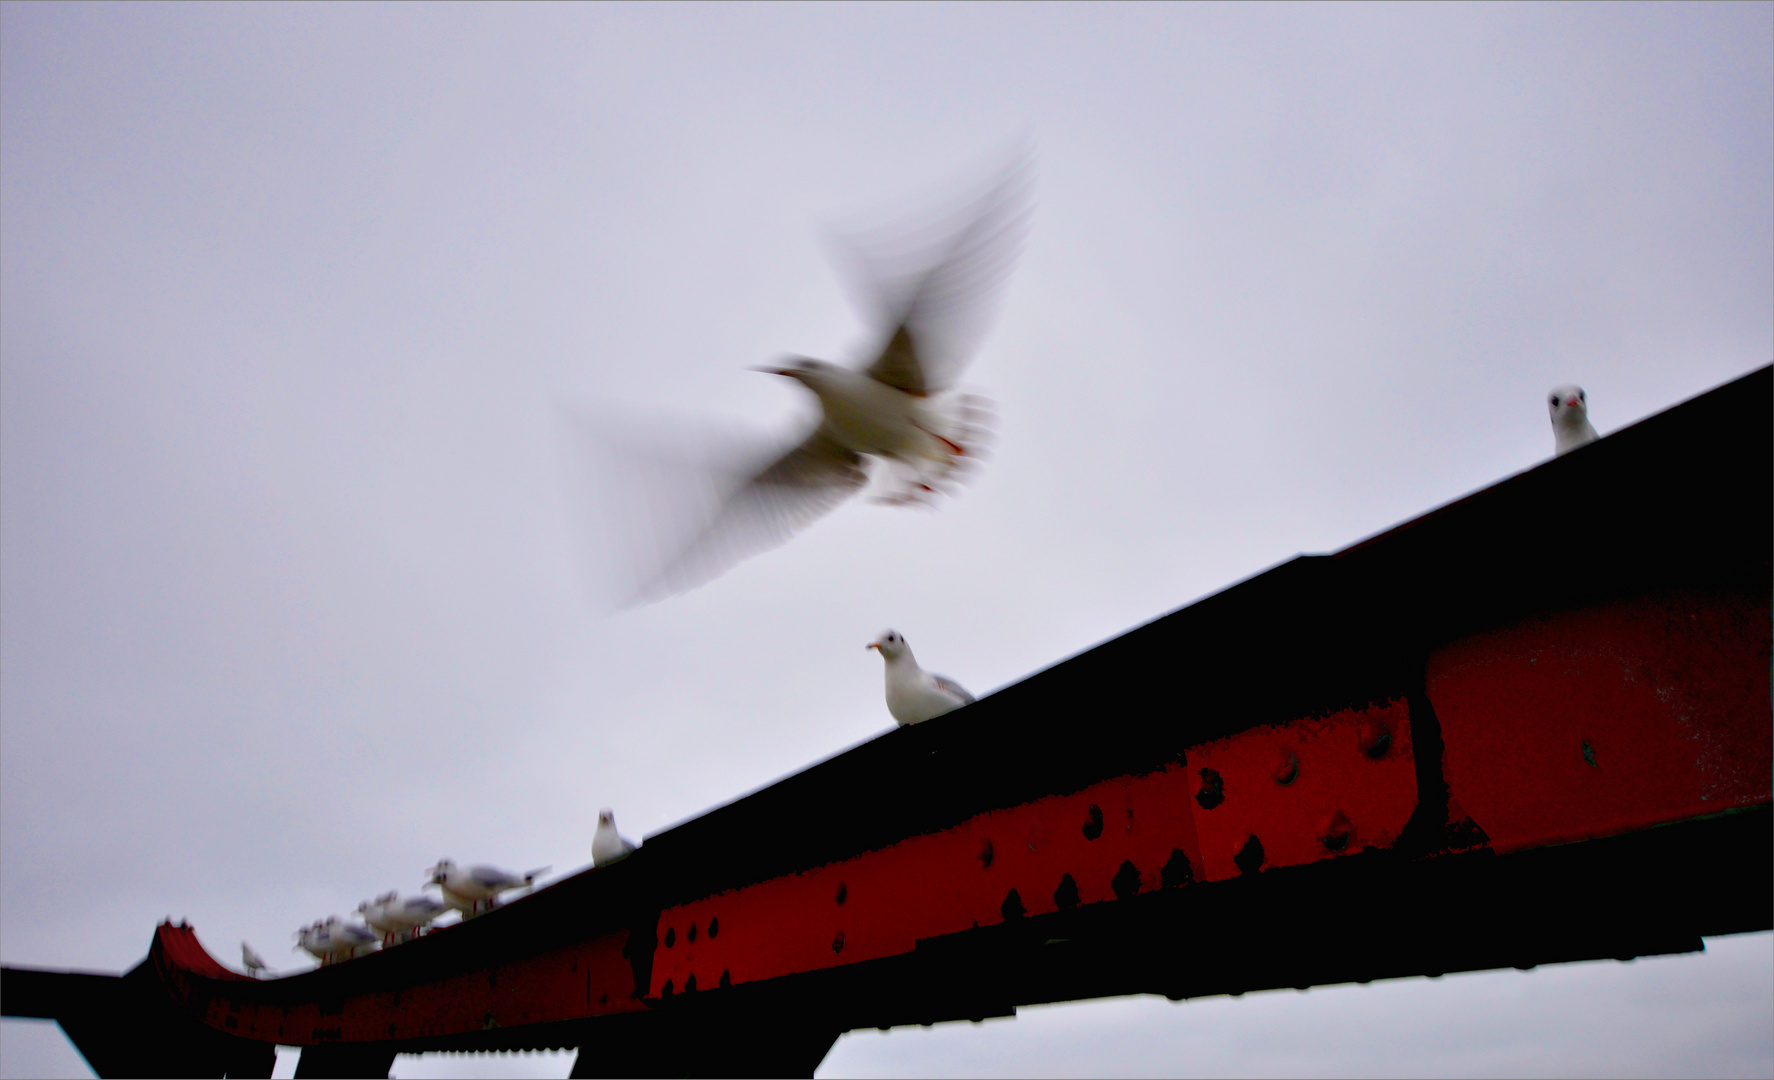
1549;384;1599;455
868;629;975;726
593;809;638;867
577;153;1032;604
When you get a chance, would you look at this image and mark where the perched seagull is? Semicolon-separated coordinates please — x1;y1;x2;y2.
323;917;379;958
426;859;545;916
361;892;449;945
241;942;272;979
593;809;638;867
579;153;1032;603
293;922;334;962
1549;384;1599;455
357;895;395;938
294;920;370;964
868;629;975;726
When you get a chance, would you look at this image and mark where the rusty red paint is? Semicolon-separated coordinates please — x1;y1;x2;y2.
1430;590;1773;855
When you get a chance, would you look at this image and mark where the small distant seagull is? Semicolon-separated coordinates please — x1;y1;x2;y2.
593;809;637;867
580;152;1032;603
868;629;975;726
425;859;546;915
1549;384;1599;455
241;942;272;979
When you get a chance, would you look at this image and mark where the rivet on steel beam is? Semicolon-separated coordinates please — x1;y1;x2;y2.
1054;873;1080;909
1196;767;1225;809
1082;804;1105;840
1001;888;1026;920
663;927;676;948
1273;751;1299;785
1582;740;1597;767
1111;860;1141;900
831;931;845;954
1161;848;1195;888
1320;811;1353;851
687;922;698;943
978;839;995;869
835;882;848;905
1233;834;1265;875
708;917;719;938
1359;719;1391;759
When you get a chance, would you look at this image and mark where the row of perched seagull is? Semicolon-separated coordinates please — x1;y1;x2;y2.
240;813;644;977
240;861;547;974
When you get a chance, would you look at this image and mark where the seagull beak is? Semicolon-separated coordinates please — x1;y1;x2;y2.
866;642;879;651
750;365;795;378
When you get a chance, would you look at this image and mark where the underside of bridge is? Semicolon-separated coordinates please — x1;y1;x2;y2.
4;366;1769;1078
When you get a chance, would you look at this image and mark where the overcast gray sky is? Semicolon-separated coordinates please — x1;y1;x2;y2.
2;3;1770;1078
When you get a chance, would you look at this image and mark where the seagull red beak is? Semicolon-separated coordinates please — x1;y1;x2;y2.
866;642;880;651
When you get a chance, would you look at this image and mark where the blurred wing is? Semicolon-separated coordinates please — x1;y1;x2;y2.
837;151;1035;395
931;674;975;704
637;429;867;602
567;405;869;606
470;868;516;889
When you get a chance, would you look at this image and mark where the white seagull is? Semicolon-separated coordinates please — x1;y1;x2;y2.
593;809;638;867
294;919;373;964
359;892;451;945
426;859;545;916
868;629;975;726
324;917;379;958
1549;384;1599;455
293;922;334;963
241;942;272;979
581;154;1032;603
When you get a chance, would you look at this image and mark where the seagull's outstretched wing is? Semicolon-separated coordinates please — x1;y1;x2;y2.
566;409;865;607
838;153;1036;395
632;429;868;603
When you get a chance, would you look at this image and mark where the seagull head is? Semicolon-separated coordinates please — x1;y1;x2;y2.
426;859;454;885
867;629;909;662
598;808;616;828
1548;384;1589;426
